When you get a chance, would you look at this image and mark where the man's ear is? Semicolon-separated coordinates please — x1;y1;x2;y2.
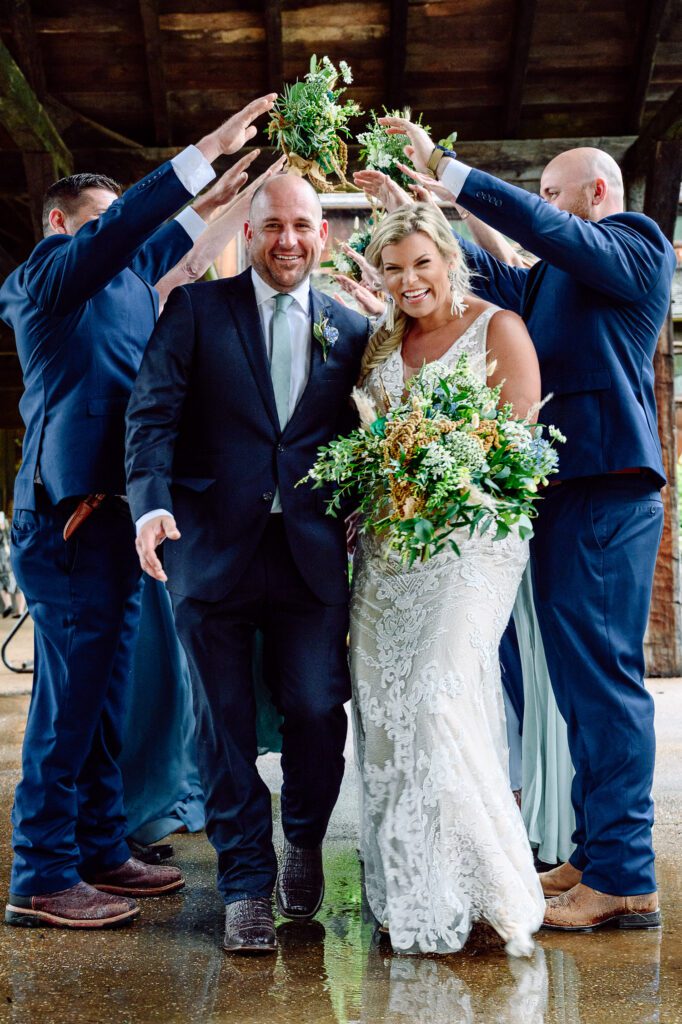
319;218;329;243
47;208;68;235
243;221;252;242
592;178;608;206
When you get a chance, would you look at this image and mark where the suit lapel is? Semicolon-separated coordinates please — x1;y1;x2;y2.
224;270;280;432
522;260;548;319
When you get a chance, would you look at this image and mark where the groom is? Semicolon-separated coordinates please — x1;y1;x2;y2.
126;173;369;953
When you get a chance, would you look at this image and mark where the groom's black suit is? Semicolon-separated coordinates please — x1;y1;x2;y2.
125;268;368;902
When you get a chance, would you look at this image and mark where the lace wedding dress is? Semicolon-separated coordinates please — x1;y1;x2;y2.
350;306;545;957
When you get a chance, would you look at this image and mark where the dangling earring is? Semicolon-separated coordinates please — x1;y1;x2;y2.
384;293;395;333
448;267;467;317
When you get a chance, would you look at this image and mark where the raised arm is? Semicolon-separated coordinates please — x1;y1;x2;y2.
26;95;277;316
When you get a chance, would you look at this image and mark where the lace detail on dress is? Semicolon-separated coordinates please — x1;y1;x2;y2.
351;306;545;956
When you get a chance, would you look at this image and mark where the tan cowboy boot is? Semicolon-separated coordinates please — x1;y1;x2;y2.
539;861;583;897
543;883;660;932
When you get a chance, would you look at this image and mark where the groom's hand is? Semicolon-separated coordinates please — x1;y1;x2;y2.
378;115;434;177
196;94;278;163
136;515;181;582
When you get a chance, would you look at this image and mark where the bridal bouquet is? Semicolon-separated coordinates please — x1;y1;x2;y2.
301;357;564;564
267;54;362;192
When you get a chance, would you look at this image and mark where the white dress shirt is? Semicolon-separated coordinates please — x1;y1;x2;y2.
135;269;314;531
439;157;473;201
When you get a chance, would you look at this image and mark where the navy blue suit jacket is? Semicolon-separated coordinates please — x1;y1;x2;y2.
456;168;675;485
125;270;369;605
0;160;196;510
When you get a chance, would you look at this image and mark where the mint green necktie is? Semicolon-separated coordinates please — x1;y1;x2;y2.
270;293;294;429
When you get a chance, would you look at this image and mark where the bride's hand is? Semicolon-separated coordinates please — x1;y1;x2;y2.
378;116;434;176
352;170;412;212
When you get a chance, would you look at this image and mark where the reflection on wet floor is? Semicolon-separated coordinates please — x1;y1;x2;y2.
0;691;681;1023
0;835;680;1024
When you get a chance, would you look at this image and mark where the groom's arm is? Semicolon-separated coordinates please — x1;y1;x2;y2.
125;285;196;576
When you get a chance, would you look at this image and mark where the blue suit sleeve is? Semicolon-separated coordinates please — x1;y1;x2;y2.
131;219;193;285
125;285;195;521
458;168;672;302
24;162;193;315
456;235;527;314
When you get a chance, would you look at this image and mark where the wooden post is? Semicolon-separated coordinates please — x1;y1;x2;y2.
639;140;682;675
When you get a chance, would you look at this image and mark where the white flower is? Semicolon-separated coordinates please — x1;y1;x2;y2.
339;60;353;84
549;424;567;443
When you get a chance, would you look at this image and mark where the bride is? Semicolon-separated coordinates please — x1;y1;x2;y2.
350;202;545;957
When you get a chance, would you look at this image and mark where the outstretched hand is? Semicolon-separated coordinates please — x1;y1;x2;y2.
136;515;181;582
197;94;278;163
193;149;262;221
353;169;412;212
338;242;383;291
377;115;434;176
334;274;386;317
396;161;455;202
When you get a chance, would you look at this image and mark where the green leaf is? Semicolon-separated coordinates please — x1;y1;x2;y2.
414;519;435;543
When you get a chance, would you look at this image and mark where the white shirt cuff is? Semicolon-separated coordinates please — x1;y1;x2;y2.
439;159;473;200
174;206;208;243
136;508;172;536
171;145;215;197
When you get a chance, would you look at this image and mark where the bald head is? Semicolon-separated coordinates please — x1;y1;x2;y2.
540;147;624;221
245;171;328;291
248;172;322;223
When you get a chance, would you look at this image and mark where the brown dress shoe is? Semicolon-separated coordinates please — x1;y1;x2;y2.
223;897;277;954
539;861;583;897
275;839;324;920
5;880;139;929
84;857;185;896
543;882;661;932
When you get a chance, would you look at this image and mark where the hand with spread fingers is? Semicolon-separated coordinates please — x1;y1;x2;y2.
193;150;262;221
353;169;412;212
333;274;386;317
377;114;435;176
197;93;278;163
135;515;181;582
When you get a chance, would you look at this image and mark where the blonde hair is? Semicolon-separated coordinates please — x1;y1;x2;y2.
359;203;471;382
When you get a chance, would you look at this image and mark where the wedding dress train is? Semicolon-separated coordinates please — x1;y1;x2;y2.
350;307;545;956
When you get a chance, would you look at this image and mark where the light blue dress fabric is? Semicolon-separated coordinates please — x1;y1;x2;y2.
514;566;576;865
121;576;205;844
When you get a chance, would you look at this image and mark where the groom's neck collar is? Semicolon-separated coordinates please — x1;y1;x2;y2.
250;267;311;313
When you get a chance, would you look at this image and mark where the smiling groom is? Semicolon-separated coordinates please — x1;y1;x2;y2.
125;174;369;953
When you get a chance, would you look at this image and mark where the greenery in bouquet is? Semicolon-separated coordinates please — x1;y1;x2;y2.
301;357;565;564
357;109;438;190
267;54;363;192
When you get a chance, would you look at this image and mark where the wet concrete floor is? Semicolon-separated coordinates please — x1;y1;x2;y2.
0;668;681;1022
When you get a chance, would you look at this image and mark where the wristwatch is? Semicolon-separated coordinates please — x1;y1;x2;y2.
426;144;456;179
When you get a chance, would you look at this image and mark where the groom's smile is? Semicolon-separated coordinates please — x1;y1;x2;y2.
245;174;328;292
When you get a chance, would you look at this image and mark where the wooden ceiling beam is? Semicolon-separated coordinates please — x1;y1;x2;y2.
5;0;47;98
263;0;283;96
387;0;409;112
138;0;171;146
503;0;537;139
626;84;682;176
628;0;669;135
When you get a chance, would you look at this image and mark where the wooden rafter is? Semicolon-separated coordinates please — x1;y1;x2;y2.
387;0;409;112
628;0;669;135
626;84;682;176
6;0;47;98
263;0;284;96
138;0;171;145
503;0;537;139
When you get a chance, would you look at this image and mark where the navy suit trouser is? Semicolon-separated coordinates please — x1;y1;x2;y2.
530;475;663;895
172;516;350;905
9;492;142;896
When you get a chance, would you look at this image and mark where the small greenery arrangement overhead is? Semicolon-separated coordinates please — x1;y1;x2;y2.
322;210;384;280
300;357;565;565
358;109;438;190
267;55;363;192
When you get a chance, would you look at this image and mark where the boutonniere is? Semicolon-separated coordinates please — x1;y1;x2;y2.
313;310;339;362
